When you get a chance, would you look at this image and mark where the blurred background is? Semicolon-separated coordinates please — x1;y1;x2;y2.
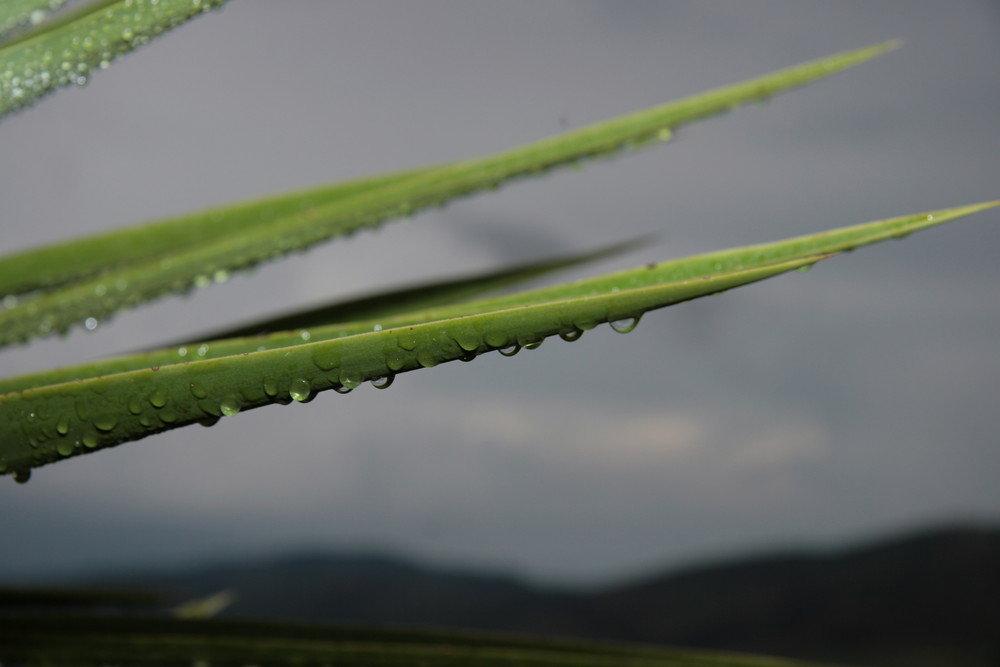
1;1;999;664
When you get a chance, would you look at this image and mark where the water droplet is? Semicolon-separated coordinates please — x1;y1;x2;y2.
82;432;98;449
149;390;168;408
339;370;363;390
56;440;74;457
333;385;354;395
299;330;311;342
371;375;394;389
83;317;98;331
397;329;418;351
220;396;241;416
559;329;583;342
29;9;46;25
198;416;221;428
213;269;229;283
373;324;383;332
498;344;521;357
796;263;813;273
263;379;279;397
609;316;641;334
657;127;672;141
196;344;210;357
56;417;70;435
12;469;31;484
289;378;312;403
160;411;178;424
523;340;543;351
189;382;207;399
127;397;143;415
93;416;118;432
177;346;188;358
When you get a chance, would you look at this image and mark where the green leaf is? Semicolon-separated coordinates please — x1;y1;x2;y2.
167;236;653;344
0;615;825;666
0;0;73;42
1;201;993;398
0;254;822;481
0;41;898;348
0;0;228;120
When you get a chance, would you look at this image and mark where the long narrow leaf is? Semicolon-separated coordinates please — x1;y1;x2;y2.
0;41;898;348
0;615;823;666
0;255;824;482
0;0;227;120
1;201;993;397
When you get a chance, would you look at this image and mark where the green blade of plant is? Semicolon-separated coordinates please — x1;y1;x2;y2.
0;166;433;300
0;616;823;666
2;201;993;397
0;255;825;481
167;236;653;344
0;41;898;348
0;0;73;42
0;0;227;120
0;586;166;610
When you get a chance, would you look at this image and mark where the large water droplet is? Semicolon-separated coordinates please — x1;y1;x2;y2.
220;396;241;417
498;344;521;357
93;415;118;432
56;440;74;457
127;397;143;415
83;317;98;331
149;390;167;408
370;374;394;390
559;329;583;342
12;468;31;484
263;379;279;397
609;316;641;334
289;378;312;403
56;417;70;435
82;432;98;449
189;382;207;399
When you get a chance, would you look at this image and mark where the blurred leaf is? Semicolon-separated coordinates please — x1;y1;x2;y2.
0;0;73;42
0;615;827;666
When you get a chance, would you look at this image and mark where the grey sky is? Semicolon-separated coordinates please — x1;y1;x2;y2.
1;1;998;585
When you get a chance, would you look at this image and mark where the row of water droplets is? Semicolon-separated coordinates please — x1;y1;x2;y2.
1;0;227;118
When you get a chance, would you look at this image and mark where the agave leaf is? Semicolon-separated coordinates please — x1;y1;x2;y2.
0;41;897;348
0;0;227;119
0;0;73;42
168;236;653;343
0;615;823;666
1;201;993;398
0;255;824;481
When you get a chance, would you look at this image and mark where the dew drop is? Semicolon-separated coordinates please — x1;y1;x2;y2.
559;329;583;342
220;396;241;416
796;263;814;273
177;346;188;358
160;411;178;424
299;330;312;342
198;416;221;428
127;397;143;415
373;324;383;332
12;469;31;484
213;269;229;283
93;416;118;432
397;330;418;351
371;374;394;390
609;316;641;334
149;390;168;408
289;378;312;403
196;344;210;357
333;385;354;395
189;382;207;399
56;440;74;457
56;417;70;435
82;432;98;449
263;379;278;397
523;340;543;351
498;344;521;357
83;317;98;331
339;370;363;390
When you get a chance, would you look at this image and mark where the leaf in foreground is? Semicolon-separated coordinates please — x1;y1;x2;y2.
0;615;825;666
0;41;897;347
1;201;995;482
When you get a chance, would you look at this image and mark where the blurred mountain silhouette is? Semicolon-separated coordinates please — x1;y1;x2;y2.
83;525;1000;667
